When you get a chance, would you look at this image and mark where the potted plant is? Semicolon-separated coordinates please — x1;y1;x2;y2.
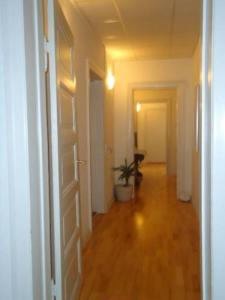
113;159;135;202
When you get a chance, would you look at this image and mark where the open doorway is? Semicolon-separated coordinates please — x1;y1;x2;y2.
133;88;177;177
128;83;190;202
88;66;106;224
80;76;201;300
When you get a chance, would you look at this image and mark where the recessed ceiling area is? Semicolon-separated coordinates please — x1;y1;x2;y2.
73;0;201;61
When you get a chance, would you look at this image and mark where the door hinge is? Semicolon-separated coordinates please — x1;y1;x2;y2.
44;37;49;73
51;279;56;299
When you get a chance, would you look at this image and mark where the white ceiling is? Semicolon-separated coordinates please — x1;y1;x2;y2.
73;0;201;61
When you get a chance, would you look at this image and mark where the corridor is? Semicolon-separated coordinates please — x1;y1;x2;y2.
79;164;200;300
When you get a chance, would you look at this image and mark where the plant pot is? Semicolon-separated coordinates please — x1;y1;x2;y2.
114;184;133;202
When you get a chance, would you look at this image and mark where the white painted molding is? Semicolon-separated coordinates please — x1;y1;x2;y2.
84;59;107;244
85;59;94;238
33;0;52;298
88;59;106;80
200;0;212;299
86;59;107;217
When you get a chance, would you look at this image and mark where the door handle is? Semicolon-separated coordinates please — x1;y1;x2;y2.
75;160;87;166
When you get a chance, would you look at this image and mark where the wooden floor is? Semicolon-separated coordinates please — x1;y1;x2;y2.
79;164;201;300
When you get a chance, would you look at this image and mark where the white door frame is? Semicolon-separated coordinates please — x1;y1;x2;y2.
0;0;51;299
86;60;105;231
201;0;225;299
3;0;225;299
200;1;212;299
135;98;176;175
128;81;191;201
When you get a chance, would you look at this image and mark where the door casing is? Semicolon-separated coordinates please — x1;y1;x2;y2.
86;60;106;230
128;81;190;201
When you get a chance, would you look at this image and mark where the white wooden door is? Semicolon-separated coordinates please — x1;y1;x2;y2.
48;1;81;299
145;106;167;163
138;103;167;163
89;80;105;214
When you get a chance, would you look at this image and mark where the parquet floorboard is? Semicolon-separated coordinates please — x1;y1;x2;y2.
79;164;201;300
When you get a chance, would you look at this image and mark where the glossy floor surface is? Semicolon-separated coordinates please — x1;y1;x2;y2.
79;164;201;300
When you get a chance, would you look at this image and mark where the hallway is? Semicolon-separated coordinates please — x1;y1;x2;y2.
79;164;200;300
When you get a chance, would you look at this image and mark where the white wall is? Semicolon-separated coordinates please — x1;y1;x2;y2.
137;103;167;163
114;59;194;199
104;52;115;211
0;0;51;299
58;0;110;246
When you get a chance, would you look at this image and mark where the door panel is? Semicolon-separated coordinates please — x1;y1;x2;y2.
137;104;167;163
145;107;167;163
89;80;105;213
49;1;81;299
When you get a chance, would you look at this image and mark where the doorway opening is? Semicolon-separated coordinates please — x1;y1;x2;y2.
128;83;189;201
87;66;106;226
80;77;201;299
40;1;202;300
133;88;177;179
